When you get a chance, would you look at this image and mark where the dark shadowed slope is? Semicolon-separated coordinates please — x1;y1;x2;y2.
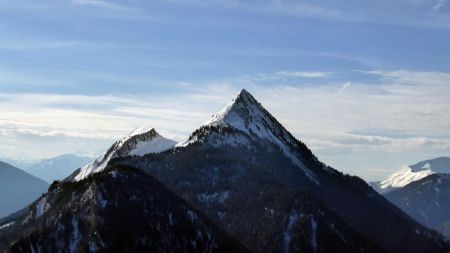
0;165;250;253
385;173;450;238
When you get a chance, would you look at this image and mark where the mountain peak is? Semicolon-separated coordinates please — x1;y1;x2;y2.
128;127;158;137
72;127;176;181
235;88;252;100
202;89;269;131
195;89;320;184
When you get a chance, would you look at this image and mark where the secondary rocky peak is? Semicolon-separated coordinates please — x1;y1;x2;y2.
72;127;176;181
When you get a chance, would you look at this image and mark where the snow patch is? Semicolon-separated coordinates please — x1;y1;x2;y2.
0;221;14;230
129;135;176;156
378;166;433;192
70;217;81;253
97;193;108;208
283;210;299;253
311;217;318;252
186;210;198;222
35;198;48;219
197;191;230;205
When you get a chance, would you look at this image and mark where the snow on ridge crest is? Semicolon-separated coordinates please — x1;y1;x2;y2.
379;165;433;191
73;127;176;181
376;157;450;193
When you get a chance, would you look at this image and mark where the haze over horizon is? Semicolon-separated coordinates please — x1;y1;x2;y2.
1;0;450;181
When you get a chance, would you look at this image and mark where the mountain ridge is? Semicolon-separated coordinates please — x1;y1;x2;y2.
120;89;448;253
1;89;448;253
25;154;92;183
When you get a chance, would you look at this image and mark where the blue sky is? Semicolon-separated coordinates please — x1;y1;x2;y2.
1;0;450;180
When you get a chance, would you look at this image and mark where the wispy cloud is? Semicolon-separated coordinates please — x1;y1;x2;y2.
0;41;81;51
71;0;139;12
433;0;447;11
69;0;148;20
338;82;351;94
162;0;341;19
161;0;450;29
277;71;331;78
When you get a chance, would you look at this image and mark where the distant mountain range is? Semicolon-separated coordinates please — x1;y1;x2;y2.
0;90;448;252
25;154;93;183
0;161;48;218
2;154;94;183
371;157;450;239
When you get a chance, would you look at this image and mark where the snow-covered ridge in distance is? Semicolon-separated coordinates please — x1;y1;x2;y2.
375;157;450;193
73;128;176;181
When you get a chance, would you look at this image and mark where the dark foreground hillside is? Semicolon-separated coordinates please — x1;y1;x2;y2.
0;166;250;253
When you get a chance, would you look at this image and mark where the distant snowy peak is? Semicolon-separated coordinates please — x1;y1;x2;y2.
377;157;450;193
73;128;176;181
379;166;434;192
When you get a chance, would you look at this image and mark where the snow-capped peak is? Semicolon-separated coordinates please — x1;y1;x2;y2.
202;89;255;127
376;157;450;193
182;89;320;184
73;128;176;181
202;89;293;144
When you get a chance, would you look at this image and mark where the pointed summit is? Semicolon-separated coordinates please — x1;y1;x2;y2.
203;89;275;135
203;89;297;148
72;127;176;181
195;89;319;183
